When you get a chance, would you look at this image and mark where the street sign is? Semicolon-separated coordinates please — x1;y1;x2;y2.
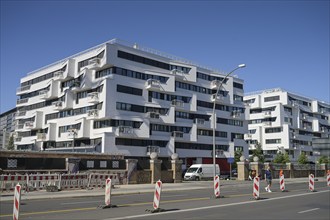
227;158;234;164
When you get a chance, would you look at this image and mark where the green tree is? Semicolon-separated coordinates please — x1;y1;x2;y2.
233;149;243;169
273;152;290;164
318;155;329;164
249;142;264;163
297;152;308;164
7;134;15;150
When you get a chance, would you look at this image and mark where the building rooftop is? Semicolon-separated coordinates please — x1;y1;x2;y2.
27;38;226;77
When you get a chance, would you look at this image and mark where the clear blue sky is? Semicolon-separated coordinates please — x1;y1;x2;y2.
1;0;329;113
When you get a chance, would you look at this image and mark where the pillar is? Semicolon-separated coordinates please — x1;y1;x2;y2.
171;153;183;183
150;152;162;184
237;155;249;180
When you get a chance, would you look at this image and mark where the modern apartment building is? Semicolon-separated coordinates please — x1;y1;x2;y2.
244;88;330;162
0;107;16;149
14;39;248;168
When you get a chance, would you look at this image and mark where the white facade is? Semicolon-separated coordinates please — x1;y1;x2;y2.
244;88;330;162
14;39;248;163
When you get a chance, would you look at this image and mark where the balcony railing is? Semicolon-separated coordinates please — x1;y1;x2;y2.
170;69;184;78
87;109;99;118
53;70;65;80
171;131;184;138
39;90;50;99
24;121;34;129
87;92;99;103
86;58;101;70
16;98;29;105
146;112;160;120
16;110;27;117
171;99;184;108
52;101;63;110
146;146;160;155
145;79;161;90
117;126;134;136
36;133;46;141
211;94;225;102
16;85;31;94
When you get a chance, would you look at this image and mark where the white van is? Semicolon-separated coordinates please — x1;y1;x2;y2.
184;164;220;181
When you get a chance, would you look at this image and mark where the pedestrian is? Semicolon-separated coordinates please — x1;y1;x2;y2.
265;166;272;192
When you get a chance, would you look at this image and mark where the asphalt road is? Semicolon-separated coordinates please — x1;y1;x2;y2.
0;181;329;220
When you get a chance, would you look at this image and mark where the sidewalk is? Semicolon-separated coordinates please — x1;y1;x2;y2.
0;177;326;202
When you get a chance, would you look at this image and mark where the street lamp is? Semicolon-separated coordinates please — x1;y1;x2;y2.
212;64;246;178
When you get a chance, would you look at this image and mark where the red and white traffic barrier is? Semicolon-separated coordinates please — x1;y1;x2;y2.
0;175;27;192
105;178;112;206
214;175;220;198
27;174;60;191
327;173;330;187
309;174;315;192
280;174;285;192
153;180;162;210
13;183;21;220
61;174;89;190
87;173;119;189
253;176;260;200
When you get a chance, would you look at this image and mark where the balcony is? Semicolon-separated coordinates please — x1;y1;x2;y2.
15;123;24;130
171;131;184;139
195;118;205;125
70;82;81;91
87;92;99;104
145;79;161;90
53;70;65;81
39;90;51;99
16;110;27;118
263;121;272;126
146;111;160;121
171;99;184;108
263;111;272;117
24;121;34;129
86;58;101;70
211;94;225;103
170;69;184;79
231;111;241;118
146;146;160;155
52;101;63;110
36;133;46;141
116;126;134;136
16;85;31;95
87;109;99;119
16;98;29;105
14;137;22;142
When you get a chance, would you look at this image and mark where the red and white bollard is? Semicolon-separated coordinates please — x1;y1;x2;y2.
253;177;260;200
214;175;220;198
105;178;112;206
280;174;285;192
98;178;116;209
327;173;330;187
13;183;21;220
309;174;315;192
153;180;162;210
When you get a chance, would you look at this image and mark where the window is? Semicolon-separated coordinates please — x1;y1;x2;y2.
265;127;282;133
118;50;170;70
266;139;281;144
233;82;243;89
264;96;280;102
117;85;142;96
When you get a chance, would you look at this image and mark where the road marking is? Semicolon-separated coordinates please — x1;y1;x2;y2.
298;208;320;214
161;194;187;198
106;190;329;220
61;200;100;205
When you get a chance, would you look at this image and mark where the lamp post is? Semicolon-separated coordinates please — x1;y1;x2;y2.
212;64;246;178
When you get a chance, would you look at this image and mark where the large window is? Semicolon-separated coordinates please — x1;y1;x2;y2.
118;50;170;70
264;96;280;102
117;85;142;96
93;120;143;129
266;139;281;144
